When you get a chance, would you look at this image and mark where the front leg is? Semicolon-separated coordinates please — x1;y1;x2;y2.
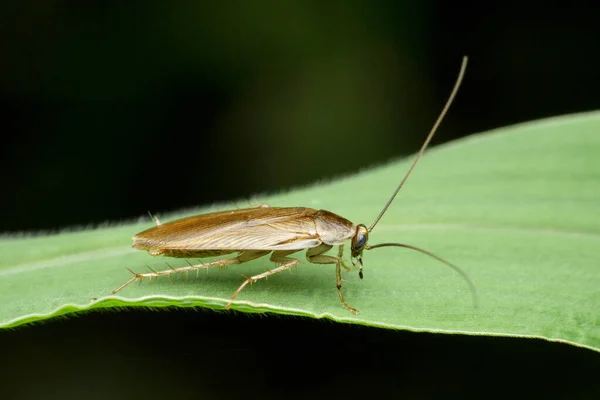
337;245;352;272
306;244;359;314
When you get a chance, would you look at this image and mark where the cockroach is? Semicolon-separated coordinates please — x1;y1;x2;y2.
109;56;475;314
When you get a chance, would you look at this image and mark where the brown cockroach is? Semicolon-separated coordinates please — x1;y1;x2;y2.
109;56;474;314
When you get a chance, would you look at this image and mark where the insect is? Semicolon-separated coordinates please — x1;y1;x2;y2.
108;56;475;314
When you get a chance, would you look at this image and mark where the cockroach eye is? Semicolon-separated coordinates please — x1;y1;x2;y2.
352;224;369;256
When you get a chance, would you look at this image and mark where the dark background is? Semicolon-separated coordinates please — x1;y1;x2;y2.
2;2;599;398
2;2;600;232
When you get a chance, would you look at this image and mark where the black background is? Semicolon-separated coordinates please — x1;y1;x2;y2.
2;310;599;398
1;2;599;398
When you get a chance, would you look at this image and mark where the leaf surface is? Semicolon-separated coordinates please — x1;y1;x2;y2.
1;112;598;352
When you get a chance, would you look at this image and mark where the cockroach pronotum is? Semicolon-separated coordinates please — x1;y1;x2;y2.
108;56;475;314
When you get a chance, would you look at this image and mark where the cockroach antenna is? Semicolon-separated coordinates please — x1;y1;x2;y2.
368;56;468;232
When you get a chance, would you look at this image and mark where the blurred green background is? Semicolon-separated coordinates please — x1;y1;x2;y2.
2;1;599;232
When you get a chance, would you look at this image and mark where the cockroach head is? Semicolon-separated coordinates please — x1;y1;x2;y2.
351;224;369;279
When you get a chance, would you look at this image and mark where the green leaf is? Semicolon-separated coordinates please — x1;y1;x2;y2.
1;112;599;353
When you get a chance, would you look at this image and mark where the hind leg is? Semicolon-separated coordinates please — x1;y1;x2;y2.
109;250;270;296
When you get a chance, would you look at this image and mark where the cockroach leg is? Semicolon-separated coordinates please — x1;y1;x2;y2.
146;211;161;226
336;262;359;314
337;245;352;272
306;243;359;314
250;202;271;208
109;250;269;296
108;275;138;297
241;201;271;209
226;250;300;309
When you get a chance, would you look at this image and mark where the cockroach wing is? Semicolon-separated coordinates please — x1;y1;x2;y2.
133;207;356;252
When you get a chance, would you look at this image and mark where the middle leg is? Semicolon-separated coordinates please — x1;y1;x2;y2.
226;250;301;309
